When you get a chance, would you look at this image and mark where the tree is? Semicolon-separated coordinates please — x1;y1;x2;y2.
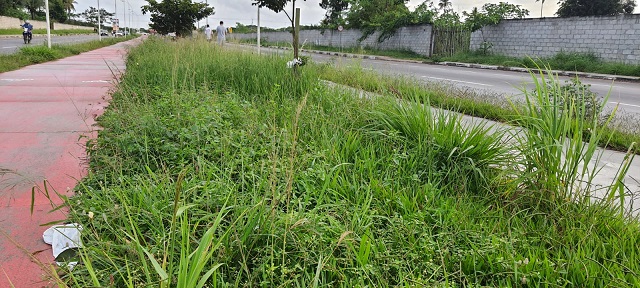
463;2;529;31
63;0;77;15
79;7;114;26
23;0;44;20
319;0;349;27
142;0;214;37
536;0;544;17
252;0;307;60
556;0;635;17
49;0;68;23
345;0;409;29
437;0;451;12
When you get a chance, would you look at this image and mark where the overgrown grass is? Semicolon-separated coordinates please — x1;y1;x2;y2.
0;28;94;35
0;37;132;73
318;63;640;154
42;38;640;287
235;38;432;62
442;51;640;77
236;38;640;77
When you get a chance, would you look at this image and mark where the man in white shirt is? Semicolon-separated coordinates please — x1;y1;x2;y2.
216;21;226;46
204;24;212;42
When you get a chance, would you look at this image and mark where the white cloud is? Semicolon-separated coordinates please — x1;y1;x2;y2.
74;0;560;29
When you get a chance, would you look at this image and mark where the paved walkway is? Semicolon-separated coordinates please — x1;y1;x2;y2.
0;39;137;287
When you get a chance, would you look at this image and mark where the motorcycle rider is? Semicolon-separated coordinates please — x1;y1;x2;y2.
21;20;33;44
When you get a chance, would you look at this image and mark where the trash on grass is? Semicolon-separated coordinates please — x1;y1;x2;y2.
42;223;83;269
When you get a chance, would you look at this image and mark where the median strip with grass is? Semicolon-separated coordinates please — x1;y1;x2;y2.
237;38;640;78
0;28;94;36
0;37;133;73
44;38;639;287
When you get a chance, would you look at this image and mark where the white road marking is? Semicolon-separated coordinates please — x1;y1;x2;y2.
422;76;493;87
617;102;640;108
82;80;110;83
1;46;17;49
0;78;33;81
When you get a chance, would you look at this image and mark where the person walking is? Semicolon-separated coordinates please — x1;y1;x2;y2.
216;21;226;46
204;24;212;42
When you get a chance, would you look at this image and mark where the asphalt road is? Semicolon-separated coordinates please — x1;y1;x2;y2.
0;34;102;55
237;45;640;116
320;54;640;116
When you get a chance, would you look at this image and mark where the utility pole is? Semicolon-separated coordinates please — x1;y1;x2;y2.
44;0;51;48
257;6;260;54
98;0;101;41
122;0;126;35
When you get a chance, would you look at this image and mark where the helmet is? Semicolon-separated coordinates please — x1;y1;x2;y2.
24;20;29;24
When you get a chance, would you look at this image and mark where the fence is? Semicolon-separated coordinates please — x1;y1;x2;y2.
430;27;471;57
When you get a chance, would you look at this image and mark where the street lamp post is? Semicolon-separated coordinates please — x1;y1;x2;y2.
257;6;260;55
44;0;51;48
122;0;126;35
98;0;102;41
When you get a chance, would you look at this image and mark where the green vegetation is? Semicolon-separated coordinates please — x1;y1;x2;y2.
442;50;640;77
45;38;639;287
236;38;431;62
319;63;640;154
0;28;94;35
0;37;132;73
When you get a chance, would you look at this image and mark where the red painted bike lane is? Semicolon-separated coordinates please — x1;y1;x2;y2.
0;39;138;287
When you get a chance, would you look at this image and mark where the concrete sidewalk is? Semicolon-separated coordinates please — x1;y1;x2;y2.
0;39;137;287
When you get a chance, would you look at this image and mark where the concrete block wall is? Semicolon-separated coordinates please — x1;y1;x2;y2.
470;14;640;64
0;16;93;31
234;25;433;56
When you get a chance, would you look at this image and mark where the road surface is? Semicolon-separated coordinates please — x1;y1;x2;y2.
0;34;103;55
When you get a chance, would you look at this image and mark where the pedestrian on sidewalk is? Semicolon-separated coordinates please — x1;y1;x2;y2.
204;24;212;42
216;21;226;46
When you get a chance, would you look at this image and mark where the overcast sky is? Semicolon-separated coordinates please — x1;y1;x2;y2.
77;0;560;29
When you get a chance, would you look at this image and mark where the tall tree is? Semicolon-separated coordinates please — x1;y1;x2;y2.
79;6;114;26
319;0;349;27
49;0;68;22
345;0;409;29
23;0;44;20
63;0;77;15
437;0;451;12
556;0;635;17
536;0;544;17
252;0;307;60
142;0;214;37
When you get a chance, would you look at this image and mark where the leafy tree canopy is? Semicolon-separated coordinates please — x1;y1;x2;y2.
142;0;214;37
463;2;529;31
557;0;635;17
319;0;349;27
79;7;115;26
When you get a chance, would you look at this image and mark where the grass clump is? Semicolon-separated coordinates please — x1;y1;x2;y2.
0;37;132;73
45;38;640;287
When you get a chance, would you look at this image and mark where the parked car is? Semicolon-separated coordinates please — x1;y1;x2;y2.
114;31;123;37
99;30;109;36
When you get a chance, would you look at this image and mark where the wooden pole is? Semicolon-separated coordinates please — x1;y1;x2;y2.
294;8;300;60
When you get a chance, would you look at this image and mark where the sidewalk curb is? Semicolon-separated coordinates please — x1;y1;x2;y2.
259;44;640;83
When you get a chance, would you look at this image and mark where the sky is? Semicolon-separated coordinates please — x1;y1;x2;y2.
75;0;560;30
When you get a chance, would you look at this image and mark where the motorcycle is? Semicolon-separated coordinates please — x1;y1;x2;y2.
23;27;32;44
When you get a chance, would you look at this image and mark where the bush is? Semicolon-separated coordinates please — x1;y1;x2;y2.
19;45;62;63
